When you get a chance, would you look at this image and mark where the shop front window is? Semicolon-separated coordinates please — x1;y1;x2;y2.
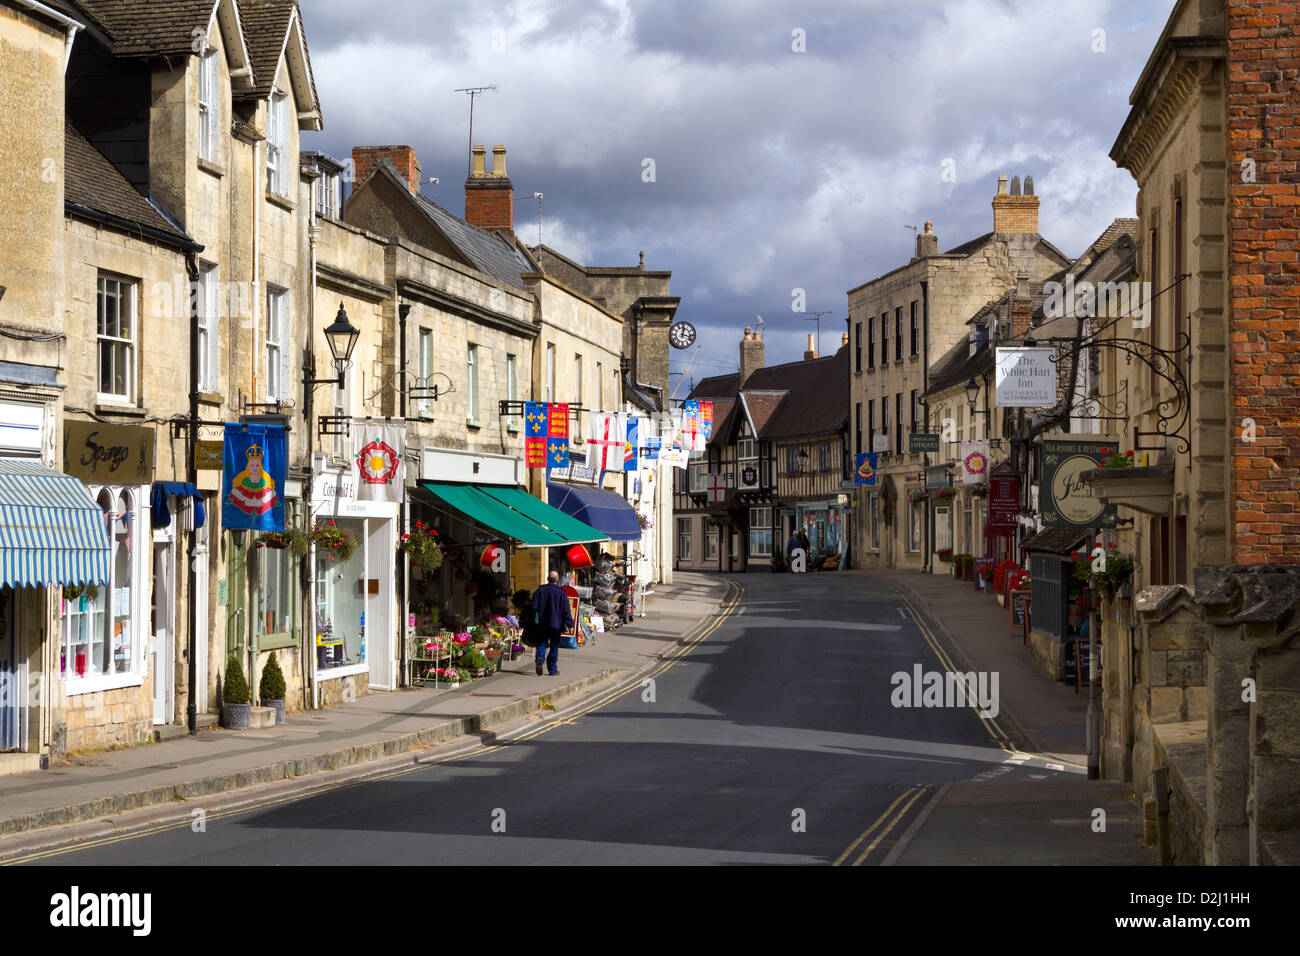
257;502;298;649
63;488;136;682
909;500;923;552
705;527;719;560
315;517;366;671
678;518;692;561
748;506;772;558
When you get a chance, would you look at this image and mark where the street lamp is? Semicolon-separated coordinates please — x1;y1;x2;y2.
797;447;810;474
319;302;360;386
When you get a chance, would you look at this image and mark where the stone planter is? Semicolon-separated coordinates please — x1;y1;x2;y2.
222;702;251;730
262;698;286;725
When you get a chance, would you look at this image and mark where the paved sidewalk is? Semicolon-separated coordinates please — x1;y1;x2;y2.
0;573;729;837
861;569;1089;765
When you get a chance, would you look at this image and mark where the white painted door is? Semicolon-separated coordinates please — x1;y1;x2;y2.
0;588;18;751
365;518;393;690
151;542;175;725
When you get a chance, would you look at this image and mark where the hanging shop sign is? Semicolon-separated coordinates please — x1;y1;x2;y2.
995;347;1057;407
1039;439;1118;529
925;464;951;490
354;423;406;503
988;474;1021;531
960;440;990;484
63;420;155;483
854;452;877;486
221;423;286;531
909;432;940;454
872;435;890;453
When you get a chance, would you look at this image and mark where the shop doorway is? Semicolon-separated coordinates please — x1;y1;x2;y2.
0;588;19;752
225;533;248;658
152;540;175;725
366;519;393;690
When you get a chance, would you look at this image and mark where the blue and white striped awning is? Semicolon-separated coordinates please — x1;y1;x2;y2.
0;459;110;588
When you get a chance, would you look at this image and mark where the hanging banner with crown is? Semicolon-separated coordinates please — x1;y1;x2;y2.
222;423;287;531
354;423;406;503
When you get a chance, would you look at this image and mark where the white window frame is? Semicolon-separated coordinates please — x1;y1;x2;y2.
573;353;583;406
545;343;555;403
197;263;219;392
677;518;693;561
266;90;290;196
688;458;708;493
596;360;603;411
314;172;341;218
198;44;220;164
97;274;137;403
909;500;923;553
704;527;719;560
737;437;756;461
266;286;288;401
748;506;773;558
418;328;434;417
467;343;480;424
62;486;146;694
506;353;518;428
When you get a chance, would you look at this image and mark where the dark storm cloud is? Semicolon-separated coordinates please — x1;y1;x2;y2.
295;0;1174;388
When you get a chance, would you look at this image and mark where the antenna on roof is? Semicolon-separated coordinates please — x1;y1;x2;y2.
754;314;766;337
453;85;498;176
806;310;832;357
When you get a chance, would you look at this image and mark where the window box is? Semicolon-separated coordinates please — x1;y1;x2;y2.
1077;463;1174;516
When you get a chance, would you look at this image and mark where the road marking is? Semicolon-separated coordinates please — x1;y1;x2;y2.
832;787;918;867
5;579;747;865
852;785;930;865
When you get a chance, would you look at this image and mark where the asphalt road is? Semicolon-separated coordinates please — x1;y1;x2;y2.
21;573;1074;865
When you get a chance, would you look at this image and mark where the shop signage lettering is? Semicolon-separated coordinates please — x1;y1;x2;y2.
909;433;940;453
995;347;1057;407
1039;440;1117;529
64;420;155;482
989;475;1020;530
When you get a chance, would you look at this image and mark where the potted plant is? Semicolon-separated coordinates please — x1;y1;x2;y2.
258;651;287;725
937;547;953;563
770;553;787;573
436;667;460;688
62;582;100;604
222;653;251;730
254;528;309;556
458;647;489;678
310;520;357;562
399;521;444;572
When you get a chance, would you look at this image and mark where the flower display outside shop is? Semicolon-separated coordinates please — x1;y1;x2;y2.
1099;448;1135;469
933;486;957;502
908;488;928;504
1070;544;1135;598
400;521;443;572
254;528;309;556
991;559;1028;594
310;520;357;562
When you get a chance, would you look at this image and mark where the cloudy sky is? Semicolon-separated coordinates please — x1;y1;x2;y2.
299;0;1174;391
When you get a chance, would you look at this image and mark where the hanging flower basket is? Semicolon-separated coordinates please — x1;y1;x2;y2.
933;486;957;502
399;522;444;572
907;489;928;504
63;582;100;603
968;484;988;499
310;521;357;562
255;528;309;557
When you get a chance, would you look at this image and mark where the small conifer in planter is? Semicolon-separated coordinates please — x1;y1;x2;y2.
222;653;251;730
259;652;287;725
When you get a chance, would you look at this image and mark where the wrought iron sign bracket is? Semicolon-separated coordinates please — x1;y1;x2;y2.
318;415;351;438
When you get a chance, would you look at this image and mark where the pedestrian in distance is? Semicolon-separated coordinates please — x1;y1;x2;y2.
798;527;810;555
786;530;801;558
529;570;574;677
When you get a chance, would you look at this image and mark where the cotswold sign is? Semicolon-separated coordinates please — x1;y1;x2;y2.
63;421;155;482
1039;440;1117;529
995;347;1056;407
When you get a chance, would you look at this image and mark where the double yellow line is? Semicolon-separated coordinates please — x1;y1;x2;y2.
6;579;745;865
894;588;1085;770
832;785;931;866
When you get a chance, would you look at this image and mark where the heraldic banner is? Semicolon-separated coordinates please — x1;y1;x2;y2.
222;423;287;531
355;423;406;502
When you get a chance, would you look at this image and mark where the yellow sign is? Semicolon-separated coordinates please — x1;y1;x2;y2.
195;440;224;471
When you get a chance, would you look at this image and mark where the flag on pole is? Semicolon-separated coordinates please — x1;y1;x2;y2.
624;417;639;471
699;401;714;441
547;402;569;438
524;401;547;469
587;412;625;474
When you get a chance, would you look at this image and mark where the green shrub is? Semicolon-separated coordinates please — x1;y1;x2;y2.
458;648;489;670
223;653;250;704
259;652;286;701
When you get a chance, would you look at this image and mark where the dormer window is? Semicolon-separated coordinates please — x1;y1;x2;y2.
198;46;220;163
314;170;341;218
266;90;290;196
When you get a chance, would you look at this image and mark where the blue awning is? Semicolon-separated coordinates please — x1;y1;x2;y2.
546;482;642;542
151;481;206;529
0;460;110;588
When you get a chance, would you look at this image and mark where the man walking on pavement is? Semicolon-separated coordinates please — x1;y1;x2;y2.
530;570;573;676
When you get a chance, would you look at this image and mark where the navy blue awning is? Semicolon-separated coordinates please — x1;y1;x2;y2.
546;483;642;542
151;481;206;529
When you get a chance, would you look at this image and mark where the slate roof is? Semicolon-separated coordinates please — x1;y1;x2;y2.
235;0;294;96
74;0;216;57
689;373;740;398
755;349;849;439
64;123;194;247
412;187;534;290
739;391;786;436
1019;527;1087;555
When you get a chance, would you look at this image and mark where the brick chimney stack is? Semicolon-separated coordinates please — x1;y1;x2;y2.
992;172;1039;234
915;220;938;258
739;326;765;385
1009;272;1033;340
351;145;422;195
465;143;514;233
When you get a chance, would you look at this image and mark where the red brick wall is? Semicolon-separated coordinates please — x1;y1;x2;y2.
1225;2;1300;564
352;145;421;194
465;182;514;232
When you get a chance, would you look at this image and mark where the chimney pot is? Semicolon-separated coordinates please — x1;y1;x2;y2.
1010;175;1021;196
841;331;850;347
491;145;507;178
1024;175;1034;196
471;145;487;178
465;144;514;232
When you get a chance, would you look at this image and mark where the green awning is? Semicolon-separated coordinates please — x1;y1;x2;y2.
420;482;566;547
478;485;609;545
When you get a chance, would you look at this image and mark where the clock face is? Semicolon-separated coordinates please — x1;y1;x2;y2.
669;321;697;350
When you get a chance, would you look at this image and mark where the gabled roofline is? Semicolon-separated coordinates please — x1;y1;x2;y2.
210;0;253;91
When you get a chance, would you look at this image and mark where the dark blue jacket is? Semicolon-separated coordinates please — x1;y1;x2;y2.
530;583;573;637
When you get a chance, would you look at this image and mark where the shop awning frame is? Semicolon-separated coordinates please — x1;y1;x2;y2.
418;482;608;548
0;459;111;588
546;482;642;542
